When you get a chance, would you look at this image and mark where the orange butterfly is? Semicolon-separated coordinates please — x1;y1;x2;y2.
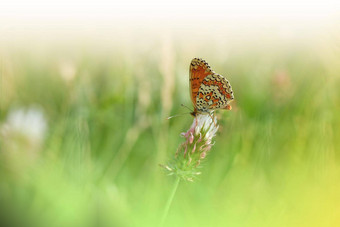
189;58;234;117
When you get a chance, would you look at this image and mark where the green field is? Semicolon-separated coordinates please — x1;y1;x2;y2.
1;34;339;227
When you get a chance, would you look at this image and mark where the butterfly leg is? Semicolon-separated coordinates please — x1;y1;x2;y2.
208;112;217;127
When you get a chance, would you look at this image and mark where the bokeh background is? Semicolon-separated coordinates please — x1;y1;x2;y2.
1;1;340;226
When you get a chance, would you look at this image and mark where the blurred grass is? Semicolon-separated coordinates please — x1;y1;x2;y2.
0;35;340;227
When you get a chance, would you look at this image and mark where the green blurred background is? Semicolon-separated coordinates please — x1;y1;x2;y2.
1;1;340;226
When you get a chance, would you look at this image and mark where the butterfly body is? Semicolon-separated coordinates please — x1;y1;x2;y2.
189;58;234;116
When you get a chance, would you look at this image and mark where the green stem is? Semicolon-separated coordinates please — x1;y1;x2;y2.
159;177;181;227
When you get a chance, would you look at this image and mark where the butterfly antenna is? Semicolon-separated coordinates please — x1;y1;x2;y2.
180;104;194;112
166;112;191;120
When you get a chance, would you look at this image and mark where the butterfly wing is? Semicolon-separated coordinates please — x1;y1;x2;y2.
196;73;234;112
189;58;213;109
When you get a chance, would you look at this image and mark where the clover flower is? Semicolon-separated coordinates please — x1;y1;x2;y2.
161;114;219;182
0;107;48;168
1;107;47;145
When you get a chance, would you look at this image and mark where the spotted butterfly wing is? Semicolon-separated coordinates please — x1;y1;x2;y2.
189;58;234;116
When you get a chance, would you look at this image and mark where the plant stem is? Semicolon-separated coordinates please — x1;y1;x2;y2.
159;177;181;227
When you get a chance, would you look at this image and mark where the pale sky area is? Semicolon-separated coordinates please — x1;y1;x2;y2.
1;0;338;25
0;0;339;44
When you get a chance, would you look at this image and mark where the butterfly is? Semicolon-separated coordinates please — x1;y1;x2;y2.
189;58;234;117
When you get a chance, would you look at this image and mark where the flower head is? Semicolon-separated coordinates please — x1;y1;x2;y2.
161;113;219;181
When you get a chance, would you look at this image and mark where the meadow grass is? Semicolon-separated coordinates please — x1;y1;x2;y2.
0;37;339;227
